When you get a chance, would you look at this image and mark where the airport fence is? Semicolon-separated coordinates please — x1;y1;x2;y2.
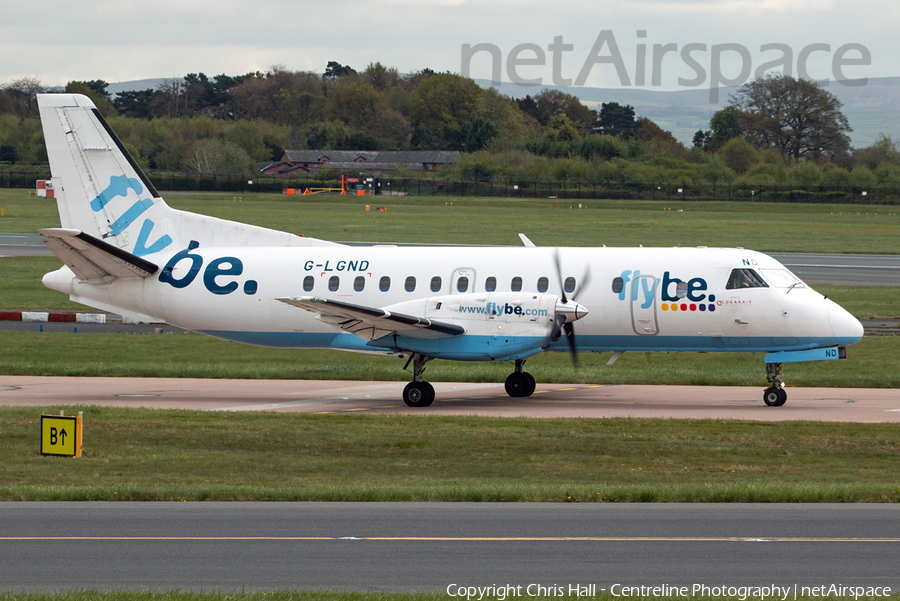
3;167;900;204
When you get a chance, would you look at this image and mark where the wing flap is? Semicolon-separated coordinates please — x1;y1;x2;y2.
39;228;159;282
277;296;466;341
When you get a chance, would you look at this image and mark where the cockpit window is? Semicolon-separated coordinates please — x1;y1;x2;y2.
726;268;769;290
759;268;805;289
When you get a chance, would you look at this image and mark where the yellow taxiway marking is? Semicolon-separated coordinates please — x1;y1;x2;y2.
2;536;898;542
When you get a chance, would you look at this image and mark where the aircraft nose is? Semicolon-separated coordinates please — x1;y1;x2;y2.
829;303;864;344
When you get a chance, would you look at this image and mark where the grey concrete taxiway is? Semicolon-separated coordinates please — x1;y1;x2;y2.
2;376;899;421
2;503;899;591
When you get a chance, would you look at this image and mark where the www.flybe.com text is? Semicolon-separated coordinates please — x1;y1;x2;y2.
458;302;548;317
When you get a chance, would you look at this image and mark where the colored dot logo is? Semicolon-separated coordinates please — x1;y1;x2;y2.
662;303;716;312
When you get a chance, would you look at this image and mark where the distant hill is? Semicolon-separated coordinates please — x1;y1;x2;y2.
104;76;900;149
474;77;900;149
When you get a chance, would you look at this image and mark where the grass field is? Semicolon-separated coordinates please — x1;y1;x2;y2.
2;188;900;252
3;407;899;502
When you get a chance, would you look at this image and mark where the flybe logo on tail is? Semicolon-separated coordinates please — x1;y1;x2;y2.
90;175;172;257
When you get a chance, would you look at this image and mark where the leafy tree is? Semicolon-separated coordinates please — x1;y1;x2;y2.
595;102;638;139
114;90;154;118
708;107;742;150
405;73;483;149
730;74;851;161
462;116;498;151
542;115;581;142
634;117;684;154
324;61;356;79
718;137;759;175
363;62;400;91
515;95;540;122
185;138;255;174
530;89;593;134
324;79;385;124
692;130;711;151
855;134;900;169
0;143;18;164
2;77;44;117
76;80;111;99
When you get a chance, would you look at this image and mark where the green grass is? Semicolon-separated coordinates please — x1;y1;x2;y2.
3;407;900;502
2;188;900;252
0;331;896;388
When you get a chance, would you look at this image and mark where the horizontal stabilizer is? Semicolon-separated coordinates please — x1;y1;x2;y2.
278;296;466;341
39;228;159;282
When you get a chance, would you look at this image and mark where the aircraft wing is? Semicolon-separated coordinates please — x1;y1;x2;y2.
39;228;159;282
277;296;466;342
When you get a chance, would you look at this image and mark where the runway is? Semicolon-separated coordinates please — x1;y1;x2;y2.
1;503;899;591
2;376;899;421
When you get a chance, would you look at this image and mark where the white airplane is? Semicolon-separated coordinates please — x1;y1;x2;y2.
35;93;864;407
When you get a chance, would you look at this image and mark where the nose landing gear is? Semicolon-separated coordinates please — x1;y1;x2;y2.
763;362;787;406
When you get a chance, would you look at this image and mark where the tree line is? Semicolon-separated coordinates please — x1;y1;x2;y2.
2;65;900;189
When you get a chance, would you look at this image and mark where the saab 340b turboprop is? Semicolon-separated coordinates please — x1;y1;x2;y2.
36;94;864;407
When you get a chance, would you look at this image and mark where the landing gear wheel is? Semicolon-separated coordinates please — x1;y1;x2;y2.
505;372;536;397
763;386;787;407
403;381;435;407
524;372;536;397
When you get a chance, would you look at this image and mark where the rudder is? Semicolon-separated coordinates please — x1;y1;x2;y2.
38;94;174;257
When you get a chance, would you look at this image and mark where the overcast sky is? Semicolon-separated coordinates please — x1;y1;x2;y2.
3;0;897;94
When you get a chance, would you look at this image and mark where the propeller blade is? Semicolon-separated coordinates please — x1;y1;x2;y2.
553;249;567;304
564;322;579;367
571;266;591;301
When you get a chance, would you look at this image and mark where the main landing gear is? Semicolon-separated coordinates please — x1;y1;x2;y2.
763;362;787;406
402;356;538;407
402;353;435;407
505;359;536;398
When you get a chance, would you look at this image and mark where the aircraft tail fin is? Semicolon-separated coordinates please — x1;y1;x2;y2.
37;93;338;257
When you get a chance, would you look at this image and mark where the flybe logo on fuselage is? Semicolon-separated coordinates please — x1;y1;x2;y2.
618;270;717;312
159;241;258;296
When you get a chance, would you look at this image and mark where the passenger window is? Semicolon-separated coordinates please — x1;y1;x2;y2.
676;281;688;298
457;276;469;292
303;275;314;292
564;277;576;294
430;276;442;292
485;276;497;292
354;276;365;292
726;268;769;290
379;276;391;292
328;276;339;292
612;277;624;294
511;276;522;292
405;276;416;292
537;276;549;292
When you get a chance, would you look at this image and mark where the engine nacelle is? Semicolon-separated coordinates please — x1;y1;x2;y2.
385;292;589;360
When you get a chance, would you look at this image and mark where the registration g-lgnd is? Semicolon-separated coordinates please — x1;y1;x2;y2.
36;94;863;407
